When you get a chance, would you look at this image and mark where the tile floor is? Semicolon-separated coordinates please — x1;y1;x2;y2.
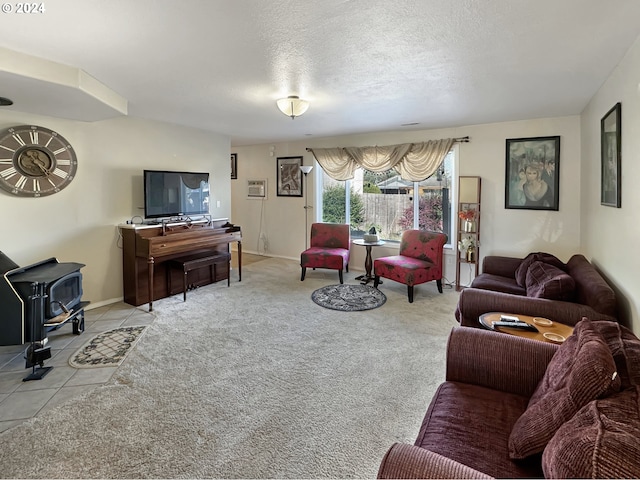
0;302;155;433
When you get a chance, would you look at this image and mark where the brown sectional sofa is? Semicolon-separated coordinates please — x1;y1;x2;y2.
455;253;617;328
377;321;640;478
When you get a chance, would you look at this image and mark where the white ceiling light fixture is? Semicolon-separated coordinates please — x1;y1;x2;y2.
276;95;309;119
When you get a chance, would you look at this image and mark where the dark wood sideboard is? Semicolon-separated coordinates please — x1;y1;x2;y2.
120;219;241;311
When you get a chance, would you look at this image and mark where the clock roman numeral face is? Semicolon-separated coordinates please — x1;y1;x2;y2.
0;125;77;197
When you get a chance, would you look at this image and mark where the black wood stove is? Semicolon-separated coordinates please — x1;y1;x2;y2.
0;251;89;347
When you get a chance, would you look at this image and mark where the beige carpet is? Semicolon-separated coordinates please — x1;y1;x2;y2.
0;257;460;478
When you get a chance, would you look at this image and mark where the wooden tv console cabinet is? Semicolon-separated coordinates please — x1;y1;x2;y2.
120;218;241;311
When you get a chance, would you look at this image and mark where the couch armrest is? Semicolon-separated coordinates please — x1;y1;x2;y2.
455;287;617;328
445;326;557;397
481;255;522;277
377;443;492;479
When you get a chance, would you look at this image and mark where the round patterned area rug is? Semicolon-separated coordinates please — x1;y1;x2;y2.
311;284;386;311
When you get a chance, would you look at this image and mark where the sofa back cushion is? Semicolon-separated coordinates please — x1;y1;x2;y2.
566;254;617;317
470;273;526;296
525;261;575;301
515;252;566;287
542;386;640;479
591;320;640;389
508;318;621;459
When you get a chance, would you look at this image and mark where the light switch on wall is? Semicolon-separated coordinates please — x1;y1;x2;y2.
216;200;221;208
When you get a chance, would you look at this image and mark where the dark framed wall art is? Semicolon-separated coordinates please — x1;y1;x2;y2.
231;153;237;180
505;136;560;211
601;102;621;208
276;156;303;197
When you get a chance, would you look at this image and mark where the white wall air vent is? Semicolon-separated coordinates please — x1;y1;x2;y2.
247;179;267;199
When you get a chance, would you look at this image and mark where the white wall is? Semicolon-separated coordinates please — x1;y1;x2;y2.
0;112;231;307
581;34;640;331
3;38;637;330
231;116;582;285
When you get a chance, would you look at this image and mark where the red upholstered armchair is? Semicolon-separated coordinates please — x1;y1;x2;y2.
300;223;350;284
374;230;447;303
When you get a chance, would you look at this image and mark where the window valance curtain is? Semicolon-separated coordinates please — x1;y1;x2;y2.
308;138;456;182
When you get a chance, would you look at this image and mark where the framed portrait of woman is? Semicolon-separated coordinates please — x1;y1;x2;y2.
504;136;560;211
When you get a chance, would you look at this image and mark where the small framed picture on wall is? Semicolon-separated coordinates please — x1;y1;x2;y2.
504;136;560;211
276;156;303;197
231;153;238;180
600;102;621;208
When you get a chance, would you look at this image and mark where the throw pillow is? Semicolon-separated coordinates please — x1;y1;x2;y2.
542;386;640;479
508;318;621;459
525;261;575;301
515;252;566;287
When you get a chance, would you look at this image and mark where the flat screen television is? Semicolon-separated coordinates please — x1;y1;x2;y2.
143;170;210;219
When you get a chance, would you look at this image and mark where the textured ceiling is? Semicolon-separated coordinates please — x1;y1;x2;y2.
0;0;639;146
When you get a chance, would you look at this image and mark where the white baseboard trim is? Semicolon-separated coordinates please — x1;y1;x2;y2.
91;252;370;310
86;297;123;310
239;250;366;273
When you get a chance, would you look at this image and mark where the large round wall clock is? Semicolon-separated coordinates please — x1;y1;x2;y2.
0;125;78;197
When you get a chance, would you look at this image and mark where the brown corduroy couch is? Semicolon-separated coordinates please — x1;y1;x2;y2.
377;322;640;479
455;253;617;328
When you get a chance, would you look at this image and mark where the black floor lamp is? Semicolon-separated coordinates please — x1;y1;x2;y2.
300;165;313;249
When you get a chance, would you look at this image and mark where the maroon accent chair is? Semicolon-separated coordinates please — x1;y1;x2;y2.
300;223;350;284
373;230;447;303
